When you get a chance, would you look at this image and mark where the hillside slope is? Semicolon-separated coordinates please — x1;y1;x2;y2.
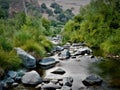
38;0;90;15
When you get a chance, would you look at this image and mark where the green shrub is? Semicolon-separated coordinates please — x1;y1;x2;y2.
0;49;22;70
22;40;46;59
13;30;31;47
0;37;13;51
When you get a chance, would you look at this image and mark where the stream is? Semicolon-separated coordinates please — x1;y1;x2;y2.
3;42;119;90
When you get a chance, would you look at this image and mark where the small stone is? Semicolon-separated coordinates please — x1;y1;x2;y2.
7;70;17;79
43;78;51;83
12;82;19;87
51;68;66;75
35;84;42;89
51;79;59;84
59;81;63;86
61;85;72;90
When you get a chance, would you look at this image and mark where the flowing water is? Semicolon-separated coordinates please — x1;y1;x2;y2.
11;51;120;90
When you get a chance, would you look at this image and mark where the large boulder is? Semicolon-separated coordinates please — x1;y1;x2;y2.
21;70;42;85
15;47;36;69
82;74;103;86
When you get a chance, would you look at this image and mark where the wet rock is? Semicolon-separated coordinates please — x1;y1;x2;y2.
73;47;92;56
52;46;64;53
6;77;15;85
58;49;70;60
59;81;63;86
43;78;51;83
15;76;21;83
71;56;76;58
35;84;42;89
82;74;103;86
63;77;73;87
51;68;66;75
42;82;61;90
21;70;42;85
17;69;26;77
51;79;59;84
0;81;8;90
39;57;56;67
89;55;95;58
0;82;5;90
14;47;36;69
7;70;17;79
12;82;19;87
63;43;70;49
74;50;85;56
61;85;72;90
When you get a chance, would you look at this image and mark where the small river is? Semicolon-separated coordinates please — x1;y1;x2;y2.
11;55;120;90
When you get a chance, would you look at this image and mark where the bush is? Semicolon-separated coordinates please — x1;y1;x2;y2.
22;40;46;59
50;2;60;9
0;49;22;70
54;7;63;14
41;3;47;9
0;37;13;51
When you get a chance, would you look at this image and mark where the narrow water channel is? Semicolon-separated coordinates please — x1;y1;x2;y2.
10;48;120;90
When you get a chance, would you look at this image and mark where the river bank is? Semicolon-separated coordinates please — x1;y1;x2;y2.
0;42;120;90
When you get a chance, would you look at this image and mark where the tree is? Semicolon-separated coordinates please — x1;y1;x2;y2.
50;2;60;9
46;9;53;16
41;3;47;9
54;7;63;14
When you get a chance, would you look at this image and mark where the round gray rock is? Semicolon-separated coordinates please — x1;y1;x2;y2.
21;70;42;85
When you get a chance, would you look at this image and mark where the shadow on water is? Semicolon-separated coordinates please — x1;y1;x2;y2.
90;48;120;90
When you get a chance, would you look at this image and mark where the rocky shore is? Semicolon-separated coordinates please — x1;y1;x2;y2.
0;42;112;90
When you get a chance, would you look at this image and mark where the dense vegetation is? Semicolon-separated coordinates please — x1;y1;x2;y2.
0;13;54;71
62;0;120;87
62;0;120;57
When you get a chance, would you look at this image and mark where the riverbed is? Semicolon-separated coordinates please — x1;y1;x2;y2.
11;54;115;90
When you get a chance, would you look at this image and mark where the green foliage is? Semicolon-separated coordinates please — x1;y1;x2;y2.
0;49;22;70
0;37;13;52
26;1;42;17
0;12;53;71
41;3;47;9
54;7;63;14
22;40;46;59
63;0;120;55
46;9;53;16
62;0;120;87
50;2;61;9
0;7;8;18
41;17;50;32
0;0;10;18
